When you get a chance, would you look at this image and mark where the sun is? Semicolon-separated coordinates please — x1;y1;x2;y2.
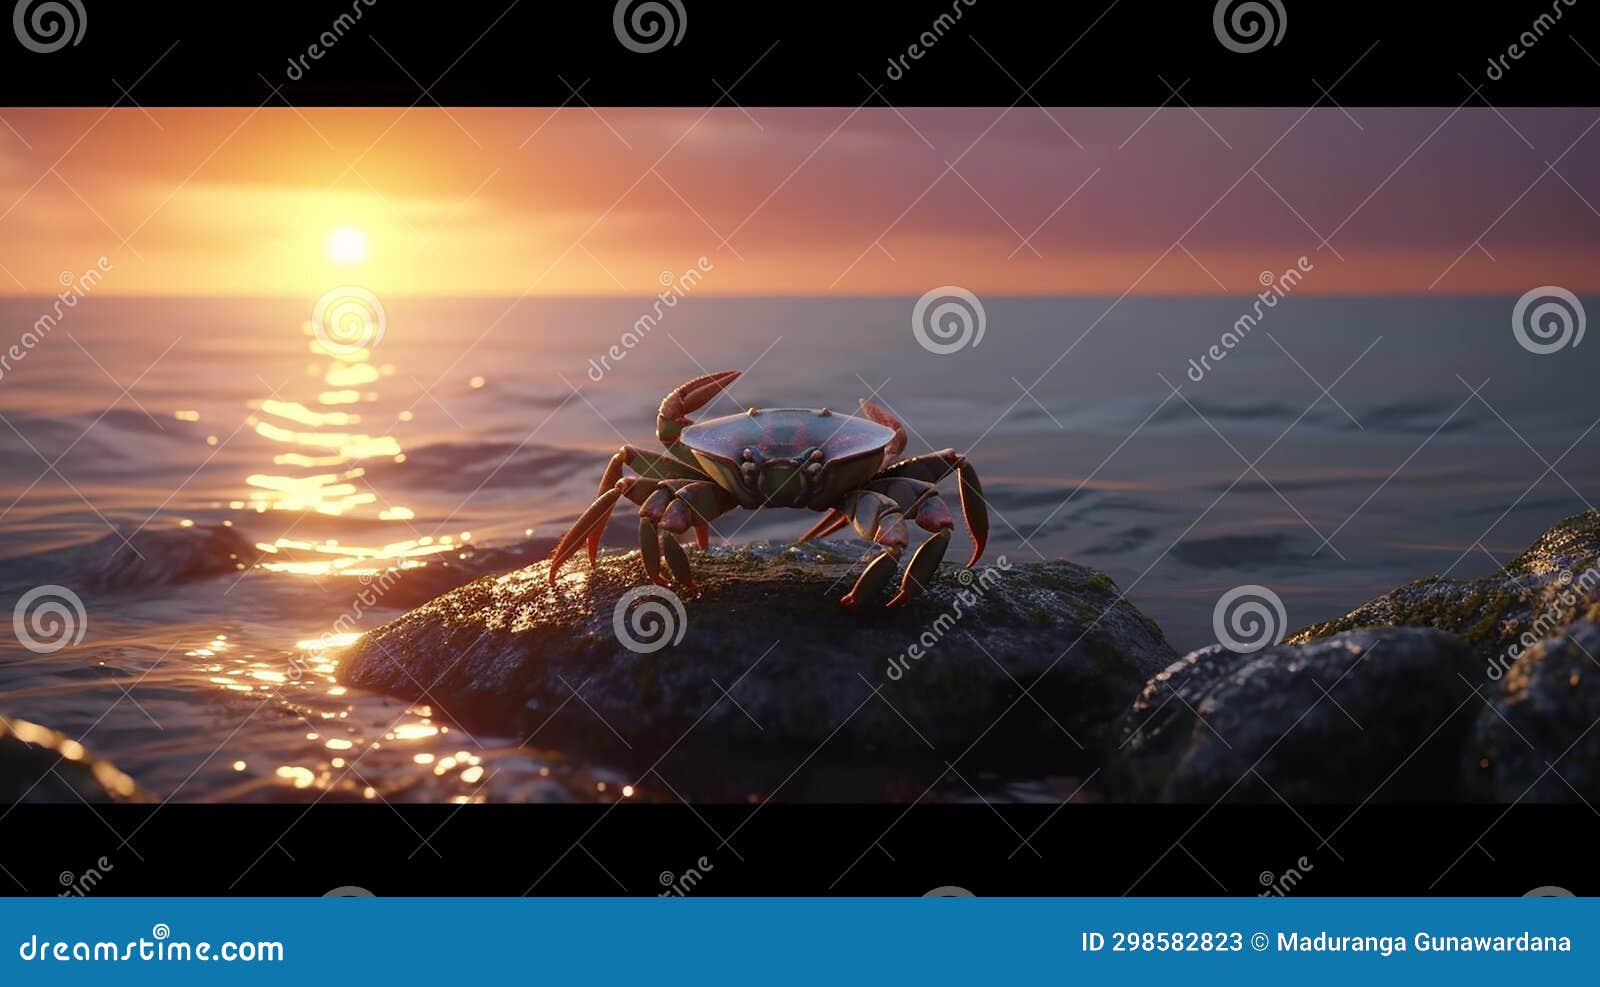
326;226;368;265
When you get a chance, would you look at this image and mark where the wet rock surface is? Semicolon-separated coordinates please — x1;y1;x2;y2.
0;715;148;802
1466;620;1600;801
3;524;262;593
1108;628;1479;802
1289;509;1600;661
341;541;1176;792
1113;512;1600;802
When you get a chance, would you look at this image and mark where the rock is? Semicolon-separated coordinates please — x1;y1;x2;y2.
1467;620;1600;800
1108;628;1479;802
0;715;148;802
1113;513;1600;803
332;538;560;610
341;541;1175;785
1289;509;1600;661
4;524;262;593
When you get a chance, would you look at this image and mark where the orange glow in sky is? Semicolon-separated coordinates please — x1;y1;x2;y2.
0;106;1597;296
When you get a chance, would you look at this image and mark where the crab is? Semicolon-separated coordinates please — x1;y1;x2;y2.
549;370;989;607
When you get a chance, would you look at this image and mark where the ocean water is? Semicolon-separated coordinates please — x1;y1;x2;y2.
0;293;1595;802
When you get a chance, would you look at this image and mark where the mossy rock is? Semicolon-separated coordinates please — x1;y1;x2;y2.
341;541;1175;789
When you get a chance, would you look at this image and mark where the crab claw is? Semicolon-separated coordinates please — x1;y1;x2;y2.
657;370;740;445
857;398;907;459
956;459;988;568
551;484;625;584
886;529;951;608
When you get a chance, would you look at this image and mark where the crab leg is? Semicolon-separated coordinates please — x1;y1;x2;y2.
796;508;851;544
551;485;623;583
858;477;957;607
657;370;740;453
588;445;712;562
875;449;989;568
837;489;911;608
638;479;738;591
551;476;660;582
840;552;900;609
636;485;676;585
886;529;952;608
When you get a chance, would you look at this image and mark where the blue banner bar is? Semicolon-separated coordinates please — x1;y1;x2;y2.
1;897;1589;983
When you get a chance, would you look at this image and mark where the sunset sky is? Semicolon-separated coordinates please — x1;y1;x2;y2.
0;106;1597;296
